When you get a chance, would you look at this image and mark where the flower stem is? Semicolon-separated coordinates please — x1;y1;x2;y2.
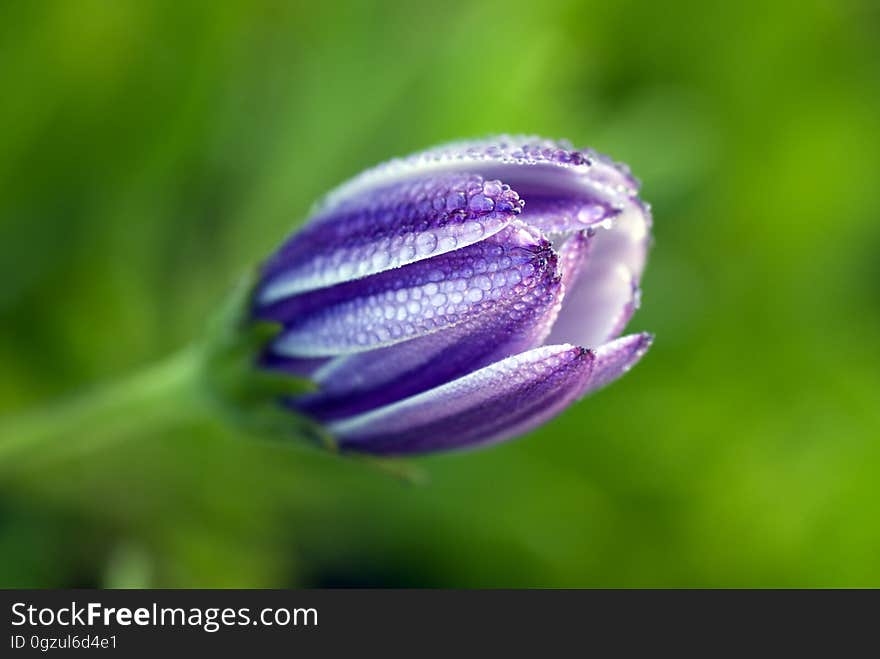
0;345;206;475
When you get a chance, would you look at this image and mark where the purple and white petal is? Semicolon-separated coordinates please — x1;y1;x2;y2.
517;195;619;236
555;229;593;289
577;333;653;397
477;334;652;449
258;353;331;379
318;136;639;224
292;260;562;420
257;174;523;304
545;199;651;347
329;344;595;455
261;223;554;357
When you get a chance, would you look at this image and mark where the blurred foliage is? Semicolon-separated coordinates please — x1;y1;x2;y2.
1;0;879;587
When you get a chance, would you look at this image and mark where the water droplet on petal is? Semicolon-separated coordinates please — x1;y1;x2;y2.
468;194;495;213
415;232;439;255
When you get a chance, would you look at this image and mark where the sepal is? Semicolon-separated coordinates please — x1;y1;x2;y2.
199;273;331;448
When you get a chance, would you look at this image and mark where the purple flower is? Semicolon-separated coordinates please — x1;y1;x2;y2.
252;136;652;455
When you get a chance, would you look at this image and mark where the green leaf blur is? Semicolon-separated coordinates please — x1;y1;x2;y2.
1;0;879;587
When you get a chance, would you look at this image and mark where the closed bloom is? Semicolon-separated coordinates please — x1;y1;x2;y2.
250;136;652;455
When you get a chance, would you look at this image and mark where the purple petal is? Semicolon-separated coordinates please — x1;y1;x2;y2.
292;258;563;420
545;199;651;347
261;223;556;357
556;229;593;290
318;136;639;225
518;195;619;236
329;344;596;455
258;174;522;304
578;333;653;397
477;333;653;449
258;352;330;379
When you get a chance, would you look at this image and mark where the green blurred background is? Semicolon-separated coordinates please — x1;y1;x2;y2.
1;0;879;587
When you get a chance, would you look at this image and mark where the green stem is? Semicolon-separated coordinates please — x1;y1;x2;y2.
0;337;425;484
0;345;205;475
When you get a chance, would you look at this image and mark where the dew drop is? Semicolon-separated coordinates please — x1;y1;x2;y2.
458;221;485;242
474;275;492;291
370;251;390;270
468;194;495;213
415;232;439;255
446;192;466;211
465;288;484;303
438;235;458;251
483;180;503;197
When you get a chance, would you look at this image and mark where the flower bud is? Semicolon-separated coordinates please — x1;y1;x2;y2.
215;136;653;455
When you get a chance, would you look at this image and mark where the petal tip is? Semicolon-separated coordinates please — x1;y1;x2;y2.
579;332;652;398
